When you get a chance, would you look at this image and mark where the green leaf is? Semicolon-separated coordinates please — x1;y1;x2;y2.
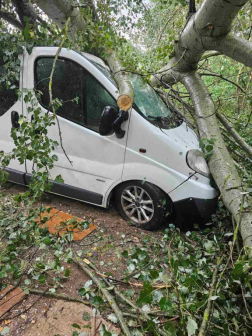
43;237;51;245
72;323;81;329
93;295;104;305
82;312;91;321
127;263;135;273
137;281;154;306
13;269;21;280
107;313;118;323
24;279;31;285
164;321;176;335
206;145;213;152
38;274;46;284
65;268;70;277
101;324;112;336
187;317;198;336
0;327;9;335
204;240;213;252
122;250;128;258
149;270;159;280
0;272;7;279
159;297;172;311
78;287;86;296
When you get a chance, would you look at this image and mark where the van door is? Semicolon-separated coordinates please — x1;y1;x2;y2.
25;48;128;206
0;54;27;184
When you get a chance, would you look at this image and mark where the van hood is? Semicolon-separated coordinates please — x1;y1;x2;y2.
160;122;200;151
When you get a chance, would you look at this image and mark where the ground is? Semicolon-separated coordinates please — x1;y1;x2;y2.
0;183;167;336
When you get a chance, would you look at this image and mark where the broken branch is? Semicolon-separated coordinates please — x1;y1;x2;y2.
217;112;252;158
73;256;131;336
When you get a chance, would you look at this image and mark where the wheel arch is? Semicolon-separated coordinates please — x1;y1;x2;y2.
105;179;174;211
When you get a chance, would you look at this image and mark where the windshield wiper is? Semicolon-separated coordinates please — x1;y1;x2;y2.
147;115;163;121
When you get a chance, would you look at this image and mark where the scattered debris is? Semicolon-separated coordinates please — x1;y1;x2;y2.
0;286;25;318
36;207;96;241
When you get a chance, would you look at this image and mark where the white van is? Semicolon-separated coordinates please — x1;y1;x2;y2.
0;47;218;230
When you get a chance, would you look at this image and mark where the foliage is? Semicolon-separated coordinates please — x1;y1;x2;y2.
199;138;217;162
0;0;252;335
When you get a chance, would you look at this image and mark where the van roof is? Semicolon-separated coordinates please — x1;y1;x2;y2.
31;46;109;70
81;52;109;70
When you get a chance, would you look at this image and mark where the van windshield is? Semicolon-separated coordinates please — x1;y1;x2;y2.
84;55;177;128
129;75;170;119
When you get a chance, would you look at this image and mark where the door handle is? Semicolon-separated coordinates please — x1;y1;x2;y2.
11;111;20;129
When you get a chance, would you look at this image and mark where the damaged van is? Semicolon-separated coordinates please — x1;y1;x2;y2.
0;47;218;230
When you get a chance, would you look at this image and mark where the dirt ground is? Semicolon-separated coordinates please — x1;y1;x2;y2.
0;183;167;336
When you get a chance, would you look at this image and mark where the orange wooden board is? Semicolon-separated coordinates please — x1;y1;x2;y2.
0;285;25;318
36;207;96;241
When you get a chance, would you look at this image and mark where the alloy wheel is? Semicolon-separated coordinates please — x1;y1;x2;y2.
121;185;154;224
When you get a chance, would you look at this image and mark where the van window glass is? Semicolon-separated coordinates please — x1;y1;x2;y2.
35;58;118;132
130;75;170;118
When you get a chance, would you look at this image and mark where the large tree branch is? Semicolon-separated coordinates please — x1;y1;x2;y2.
12;0;37;25
35;0;86;37
151;0;250;87
0;10;23;29
181;72;252;254
210;34;252;69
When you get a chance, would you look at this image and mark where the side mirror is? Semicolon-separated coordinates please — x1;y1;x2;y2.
99;106;118;136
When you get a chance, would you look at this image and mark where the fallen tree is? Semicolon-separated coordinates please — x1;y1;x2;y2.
150;0;252;254
1;0;251;253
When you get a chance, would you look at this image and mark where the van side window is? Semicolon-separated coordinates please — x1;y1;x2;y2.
0;71;19;116
35;57;118;132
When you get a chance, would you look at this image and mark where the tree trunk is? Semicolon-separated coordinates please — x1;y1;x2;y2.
151;0;252;253
182;72;252;253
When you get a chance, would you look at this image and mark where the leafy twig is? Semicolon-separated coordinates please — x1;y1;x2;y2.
73;255;131;336
198;256;224;336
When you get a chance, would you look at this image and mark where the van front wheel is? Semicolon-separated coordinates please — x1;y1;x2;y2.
115;181;170;230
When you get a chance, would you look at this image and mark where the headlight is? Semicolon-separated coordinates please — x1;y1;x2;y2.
186;149;210;178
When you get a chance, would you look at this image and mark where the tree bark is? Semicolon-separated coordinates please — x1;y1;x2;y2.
12;0;37;26
181;72;252;253
151;0;250;87
0;10;23;29
106;50;134;110
35;0;87;37
210;35;252;69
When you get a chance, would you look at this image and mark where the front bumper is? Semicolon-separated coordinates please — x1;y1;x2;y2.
173;196;219;225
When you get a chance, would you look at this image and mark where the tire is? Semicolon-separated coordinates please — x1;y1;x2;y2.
114;181;171;230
